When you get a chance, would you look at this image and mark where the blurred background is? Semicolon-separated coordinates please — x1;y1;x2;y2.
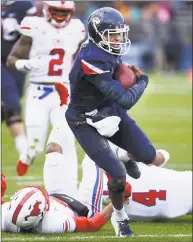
1;1;192;197
34;0;192;73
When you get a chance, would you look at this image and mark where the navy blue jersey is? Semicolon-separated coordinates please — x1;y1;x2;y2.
69;41;122;112
1;1;35;62
68;41;148;113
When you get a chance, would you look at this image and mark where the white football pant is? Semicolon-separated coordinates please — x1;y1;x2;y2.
25;83;78;196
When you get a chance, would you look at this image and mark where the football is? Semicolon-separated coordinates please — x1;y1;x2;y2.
114;63;137;89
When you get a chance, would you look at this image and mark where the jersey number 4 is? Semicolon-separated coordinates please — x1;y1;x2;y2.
48;48;65;76
132;190;166;207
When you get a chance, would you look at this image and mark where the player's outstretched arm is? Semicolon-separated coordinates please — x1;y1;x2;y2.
74;203;113;232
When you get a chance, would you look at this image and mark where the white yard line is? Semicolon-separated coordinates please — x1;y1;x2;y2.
146;83;191;95
166;163;192;169
5;176;42;180
130;107;192;118
16;181;43;186
3;163;192;172
2;234;192;241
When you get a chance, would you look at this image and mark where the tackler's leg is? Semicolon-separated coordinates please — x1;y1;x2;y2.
44;107;78;197
77;154;104;217
17;84;50;176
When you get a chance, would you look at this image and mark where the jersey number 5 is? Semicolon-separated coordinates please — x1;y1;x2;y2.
132;190;166;207
48;48;65;76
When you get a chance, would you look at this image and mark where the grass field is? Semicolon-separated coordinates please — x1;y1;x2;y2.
1;72;192;242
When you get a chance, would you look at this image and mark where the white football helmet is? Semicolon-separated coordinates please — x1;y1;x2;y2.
43;1;75;28
7;186;50;229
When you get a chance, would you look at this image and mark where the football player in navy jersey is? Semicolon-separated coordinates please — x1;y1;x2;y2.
57;7;167;237
1;1;36;155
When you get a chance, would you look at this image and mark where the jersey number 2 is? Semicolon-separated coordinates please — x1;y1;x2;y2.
132;190;166;207
48;48;65;76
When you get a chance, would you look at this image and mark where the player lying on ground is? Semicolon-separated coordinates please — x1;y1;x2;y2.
79;149;192;236
81;146;192;220
2;174;132;234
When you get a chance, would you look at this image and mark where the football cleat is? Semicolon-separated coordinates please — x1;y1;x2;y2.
17;160;30;176
16;154;35;176
117;219;134;237
124;159;141;179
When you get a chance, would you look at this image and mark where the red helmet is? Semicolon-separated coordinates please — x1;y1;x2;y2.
43;1;75;28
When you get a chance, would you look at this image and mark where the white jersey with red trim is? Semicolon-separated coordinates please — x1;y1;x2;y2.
2;196;77;233
20;16;85;83
105;163;192;221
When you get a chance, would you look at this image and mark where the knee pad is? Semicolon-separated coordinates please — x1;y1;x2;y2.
108;179;125;193
46;142;63;154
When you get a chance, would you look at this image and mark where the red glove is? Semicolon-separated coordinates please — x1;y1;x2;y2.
1;174;7;204
55;82;69;106
105;173;132;202
125;182;132;197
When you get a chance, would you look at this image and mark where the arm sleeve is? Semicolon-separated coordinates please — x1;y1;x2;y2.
74;213;108;232
40;214;76;233
85;73;148;110
81;59;148;110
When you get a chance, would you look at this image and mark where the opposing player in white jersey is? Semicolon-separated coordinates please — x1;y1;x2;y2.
7;1;86;196
97;144;192;229
1;177;114;234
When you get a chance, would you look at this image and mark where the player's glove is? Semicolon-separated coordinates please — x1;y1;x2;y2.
55;82;69;106
15;55;49;74
128;65;149;87
124;182;132;203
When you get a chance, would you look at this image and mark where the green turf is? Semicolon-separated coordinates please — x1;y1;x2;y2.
1;72;192;242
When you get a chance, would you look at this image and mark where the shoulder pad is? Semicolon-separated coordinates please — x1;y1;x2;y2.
19;16;40;38
81;59;110;75
70;19;86;42
71;19;85;30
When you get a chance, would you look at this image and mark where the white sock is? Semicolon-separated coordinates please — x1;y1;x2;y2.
117;148;130;162
113;207;128;221
15;135;28;155
156;149;170;167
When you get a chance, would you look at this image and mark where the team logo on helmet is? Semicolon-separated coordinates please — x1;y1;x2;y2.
92;17;101;25
24;201;42;221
